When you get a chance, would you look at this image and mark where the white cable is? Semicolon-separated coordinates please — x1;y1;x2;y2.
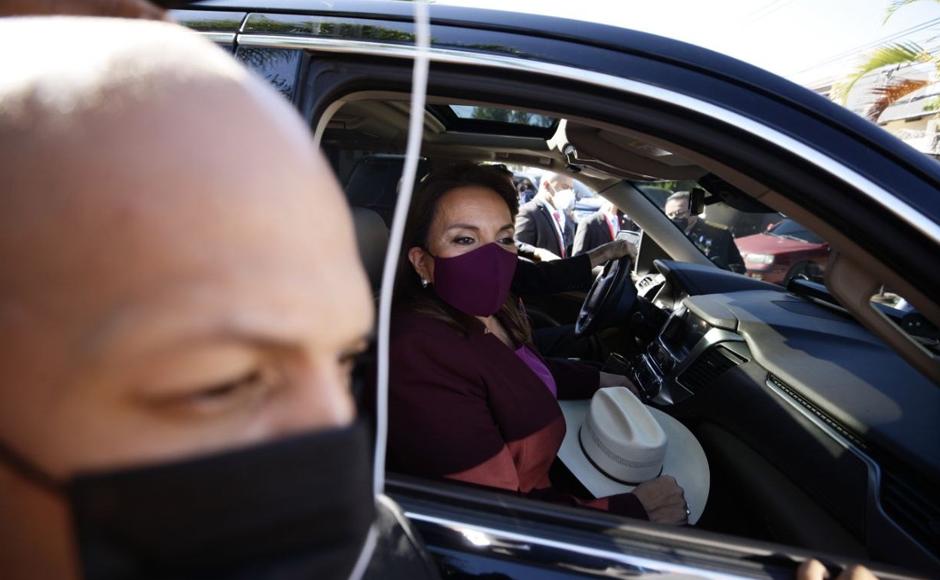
348;4;429;577
373;0;430;497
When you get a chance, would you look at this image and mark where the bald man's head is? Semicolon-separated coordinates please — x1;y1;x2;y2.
0;18;373;578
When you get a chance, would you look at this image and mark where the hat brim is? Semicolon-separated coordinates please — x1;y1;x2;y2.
557;398;710;524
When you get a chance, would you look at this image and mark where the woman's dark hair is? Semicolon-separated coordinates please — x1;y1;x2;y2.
395;162;532;345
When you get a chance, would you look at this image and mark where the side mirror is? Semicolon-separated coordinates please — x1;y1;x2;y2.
690;187;706;216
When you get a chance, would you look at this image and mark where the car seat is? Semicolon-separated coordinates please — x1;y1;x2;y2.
352;206;390;295
345;154;429;227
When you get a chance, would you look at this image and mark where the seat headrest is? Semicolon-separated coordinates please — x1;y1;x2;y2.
345;154;429;227
351;206;390;293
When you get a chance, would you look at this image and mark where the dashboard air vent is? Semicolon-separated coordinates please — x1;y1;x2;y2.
881;467;940;552
677;345;745;392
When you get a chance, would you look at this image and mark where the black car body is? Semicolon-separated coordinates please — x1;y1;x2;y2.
173;3;940;578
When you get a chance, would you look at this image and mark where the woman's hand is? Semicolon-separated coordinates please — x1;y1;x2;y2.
598;371;639;397
531;247;561;262
632;475;688;525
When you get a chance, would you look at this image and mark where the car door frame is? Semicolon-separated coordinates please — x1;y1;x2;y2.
179;7;937;578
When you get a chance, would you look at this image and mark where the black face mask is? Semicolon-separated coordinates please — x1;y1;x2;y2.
0;423;376;580
672;217;689;232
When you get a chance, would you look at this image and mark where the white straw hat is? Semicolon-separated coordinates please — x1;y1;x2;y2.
557;387;710;524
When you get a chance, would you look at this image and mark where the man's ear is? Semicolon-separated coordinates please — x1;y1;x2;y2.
407;247;433;284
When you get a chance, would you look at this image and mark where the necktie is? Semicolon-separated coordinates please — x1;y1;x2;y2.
551;210;566;257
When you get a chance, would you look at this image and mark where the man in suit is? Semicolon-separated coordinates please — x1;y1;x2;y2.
573;200;638;256
515;172;577;260
665;191;745;273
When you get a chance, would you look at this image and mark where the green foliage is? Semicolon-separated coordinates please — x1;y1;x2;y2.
923;96;940;111
884;0;940;23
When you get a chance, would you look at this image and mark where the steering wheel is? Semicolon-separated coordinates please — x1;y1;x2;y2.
575;255;638;336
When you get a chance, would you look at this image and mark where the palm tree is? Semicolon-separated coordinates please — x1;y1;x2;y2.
833;0;940;120
885;0;938;23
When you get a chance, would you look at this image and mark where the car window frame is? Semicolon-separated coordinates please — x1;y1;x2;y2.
280;40;940;572
178;14;940;576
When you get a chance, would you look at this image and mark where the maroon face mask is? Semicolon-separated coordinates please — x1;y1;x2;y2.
431;243;518;316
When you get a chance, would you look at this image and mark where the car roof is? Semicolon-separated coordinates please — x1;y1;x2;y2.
186;0;940;193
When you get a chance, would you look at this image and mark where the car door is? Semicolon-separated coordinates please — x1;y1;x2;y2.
176;4;938;579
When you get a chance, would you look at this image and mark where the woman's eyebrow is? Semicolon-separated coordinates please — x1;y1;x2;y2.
499;223;514;231
444;223;481;232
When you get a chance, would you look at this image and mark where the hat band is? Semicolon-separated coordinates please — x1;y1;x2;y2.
578;425;663;486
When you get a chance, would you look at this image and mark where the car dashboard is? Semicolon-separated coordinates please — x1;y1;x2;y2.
628;260;940;573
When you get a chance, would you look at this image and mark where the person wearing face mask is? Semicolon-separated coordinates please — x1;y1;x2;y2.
386;163;690;524
664;191;745;273
481;164;634;296
515;172;579;260
0;16;440;580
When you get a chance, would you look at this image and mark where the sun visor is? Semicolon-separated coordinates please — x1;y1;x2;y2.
563;122;707;180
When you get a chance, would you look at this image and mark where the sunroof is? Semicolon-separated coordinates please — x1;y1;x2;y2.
449;105;556;128
428;104;559;138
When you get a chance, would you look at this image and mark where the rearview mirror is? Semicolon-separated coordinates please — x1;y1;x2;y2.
690;187;706;216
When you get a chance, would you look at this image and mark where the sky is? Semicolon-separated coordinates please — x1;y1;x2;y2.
435;0;940;87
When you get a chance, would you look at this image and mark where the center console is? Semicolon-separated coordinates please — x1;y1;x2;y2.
631;298;745;405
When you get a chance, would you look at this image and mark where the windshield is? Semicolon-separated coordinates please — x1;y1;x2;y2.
636;180;827;285
634;180;938;354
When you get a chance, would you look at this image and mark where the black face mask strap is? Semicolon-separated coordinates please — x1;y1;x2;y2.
0;439;64;493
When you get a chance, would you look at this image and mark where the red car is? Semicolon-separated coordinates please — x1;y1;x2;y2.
735;218;829;284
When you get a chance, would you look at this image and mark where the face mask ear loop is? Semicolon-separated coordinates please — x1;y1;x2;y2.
0;440;63;494
346;523;379;580
352;0;430;578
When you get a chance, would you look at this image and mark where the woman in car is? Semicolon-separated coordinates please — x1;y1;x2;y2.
387;163;689;524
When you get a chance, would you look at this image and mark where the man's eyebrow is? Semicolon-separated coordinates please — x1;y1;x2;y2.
85;310;374;361
86;319;297;359
346;331;376;351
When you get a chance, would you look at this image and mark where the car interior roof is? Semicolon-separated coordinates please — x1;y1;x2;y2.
320;95;709;188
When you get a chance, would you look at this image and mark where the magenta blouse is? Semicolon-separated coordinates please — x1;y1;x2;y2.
514;344;558;398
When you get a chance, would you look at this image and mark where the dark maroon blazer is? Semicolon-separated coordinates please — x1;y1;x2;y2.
387;309;647;519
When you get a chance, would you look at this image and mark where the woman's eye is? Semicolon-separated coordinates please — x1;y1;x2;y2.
498;237;515;245
453;236;475;245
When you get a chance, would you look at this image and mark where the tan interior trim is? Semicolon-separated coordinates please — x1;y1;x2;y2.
316;92;940;381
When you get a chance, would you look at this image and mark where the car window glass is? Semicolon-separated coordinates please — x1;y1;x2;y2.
767;219;825;244
870;289;940;356
638;180;830;284
450;105;555;127
501;163;596;206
